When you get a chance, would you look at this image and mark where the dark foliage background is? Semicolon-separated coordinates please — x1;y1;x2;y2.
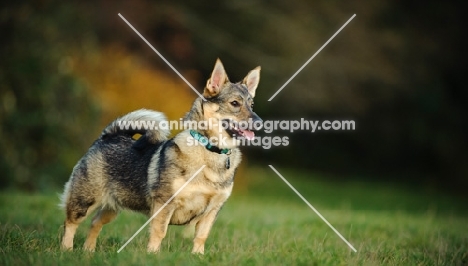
1;1;466;193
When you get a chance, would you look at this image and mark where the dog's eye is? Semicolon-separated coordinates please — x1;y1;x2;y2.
230;101;240;107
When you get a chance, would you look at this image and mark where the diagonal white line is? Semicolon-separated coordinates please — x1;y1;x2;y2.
117;165;206;253
118;13;207;101
268;165;357;252
268;14;356;101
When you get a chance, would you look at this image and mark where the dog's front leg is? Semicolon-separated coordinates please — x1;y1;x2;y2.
147;205;174;253
192;207;222;254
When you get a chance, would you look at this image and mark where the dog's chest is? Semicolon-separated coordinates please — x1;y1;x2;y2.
169;176;233;225
207;150;241;172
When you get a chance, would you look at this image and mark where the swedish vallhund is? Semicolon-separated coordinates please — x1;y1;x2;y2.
60;59;262;254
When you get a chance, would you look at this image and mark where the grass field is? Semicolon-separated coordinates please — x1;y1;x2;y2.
1;167;467;265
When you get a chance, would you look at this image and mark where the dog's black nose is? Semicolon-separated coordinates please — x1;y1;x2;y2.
251;113;263;130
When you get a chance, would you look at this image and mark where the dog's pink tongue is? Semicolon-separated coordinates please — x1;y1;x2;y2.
243;130;255;140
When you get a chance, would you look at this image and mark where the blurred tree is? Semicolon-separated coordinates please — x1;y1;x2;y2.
0;2;100;190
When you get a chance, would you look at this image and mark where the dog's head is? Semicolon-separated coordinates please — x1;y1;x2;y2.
197;59;262;147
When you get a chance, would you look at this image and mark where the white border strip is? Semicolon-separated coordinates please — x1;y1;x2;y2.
117;165;206;253
268;14;356;101
268;165;357;252
118;13;207;101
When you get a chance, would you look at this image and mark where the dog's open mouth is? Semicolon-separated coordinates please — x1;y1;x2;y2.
225;120;256;140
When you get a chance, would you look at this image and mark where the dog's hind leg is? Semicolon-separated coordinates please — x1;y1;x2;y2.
62;221;79;251
61;193;99;251
83;208;118;251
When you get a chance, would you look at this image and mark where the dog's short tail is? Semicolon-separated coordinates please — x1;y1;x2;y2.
101;109;170;144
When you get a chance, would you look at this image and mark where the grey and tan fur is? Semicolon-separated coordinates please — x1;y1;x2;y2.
60;59;262;254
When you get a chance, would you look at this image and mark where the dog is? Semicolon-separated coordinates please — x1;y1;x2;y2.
60;59;262;254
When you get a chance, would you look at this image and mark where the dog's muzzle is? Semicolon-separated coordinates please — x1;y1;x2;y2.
224;114;263;140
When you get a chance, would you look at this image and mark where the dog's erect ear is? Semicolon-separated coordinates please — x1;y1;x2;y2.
242;66;261;97
205;59;229;97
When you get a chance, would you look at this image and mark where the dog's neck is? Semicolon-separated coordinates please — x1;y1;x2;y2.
189;130;231;155
183;98;204;123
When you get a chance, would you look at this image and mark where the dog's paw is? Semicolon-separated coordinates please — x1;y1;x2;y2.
147;245;161;253
83;244;96;252
61;245;73;251
191;246;205;255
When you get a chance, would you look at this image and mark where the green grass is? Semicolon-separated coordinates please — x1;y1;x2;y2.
1;167;467;265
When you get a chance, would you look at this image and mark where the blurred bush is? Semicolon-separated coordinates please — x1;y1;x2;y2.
0;2;100;190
